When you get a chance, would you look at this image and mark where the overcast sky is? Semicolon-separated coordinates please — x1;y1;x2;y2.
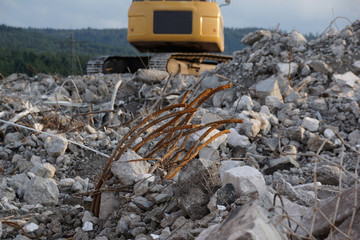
0;0;359;34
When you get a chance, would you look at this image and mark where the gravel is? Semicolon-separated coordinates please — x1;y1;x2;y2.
0;19;360;239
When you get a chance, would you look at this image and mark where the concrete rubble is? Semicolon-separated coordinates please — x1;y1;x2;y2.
0;19;359;239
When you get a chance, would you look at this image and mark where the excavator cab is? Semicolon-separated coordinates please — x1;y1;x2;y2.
87;0;232;76
128;0;226;53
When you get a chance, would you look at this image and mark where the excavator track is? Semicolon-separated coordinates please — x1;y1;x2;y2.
86;53;232;76
163;53;232;76
148;53;172;71
86;56;108;74
86;56;149;75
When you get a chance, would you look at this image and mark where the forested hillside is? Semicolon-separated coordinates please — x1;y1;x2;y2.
0;25;274;76
0;25;137;76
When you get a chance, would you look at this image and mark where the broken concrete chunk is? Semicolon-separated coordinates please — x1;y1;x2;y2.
301;117;320;132
23;176;59;206
4;132;24;149
84;88;98;103
177;186;209;220
199;147;219;161
308;98;328;111
332;71;360;88
269;42;284;56
111;150;151;185
255;78;283;103
71;181;84;192
327;208;360;240
258;113;272;134
298;186;360;238
222;166;267;198
30;162;56;178
352;19;360;31
276;62;299;77
5;73;20;82
99;192;120;220
322;27;340;39
307;60;332;74
286;126;305;142
116;217;130;235
324;128;336;139
44;135;68;157
191;127;227;150
9;173;30;198
284;90;300;103
136;69;169;83
24;222;39;233
200;73;225;89
248;49;264;63
330;44;345;58
263;137;278;151
58;178;76;188
159;227;171;239
264;145;299;174
274;75;293;97
241;30;272;46
227;128;251;148
132;196;154;211
207;183;236;212
307;132;335;151
200;112;223;125
197;201;288;240
263;156;300;175
212;88;235;107
233;95;254;111
353;60;360;72
134;175;154;196
289;30;307;47
237;111;263;138
219;160;244;182
260;106;279;126
0;178;16;201
56;154;71;166
265;95;285;110
243;117;261;138
316;165;349;186
82;221;93;232
282;145;297;159
301;64;311;76
348;129;360;146
273;177;315;206
242;62;253;71
84;125;97;134
345;100;360;117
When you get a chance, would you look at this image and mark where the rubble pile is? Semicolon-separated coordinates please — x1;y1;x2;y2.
0;19;360;240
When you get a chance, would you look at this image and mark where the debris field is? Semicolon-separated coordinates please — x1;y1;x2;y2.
0;20;360;240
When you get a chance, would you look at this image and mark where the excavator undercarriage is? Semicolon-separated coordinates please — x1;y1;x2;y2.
86;53;232;76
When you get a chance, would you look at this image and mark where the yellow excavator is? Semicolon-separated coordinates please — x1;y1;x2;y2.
86;0;232;76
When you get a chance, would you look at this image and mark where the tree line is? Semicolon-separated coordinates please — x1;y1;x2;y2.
0;24;316;77
0;25;138;76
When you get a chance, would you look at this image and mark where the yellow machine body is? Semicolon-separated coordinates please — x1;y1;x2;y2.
87;0;231;76
128;0;225;53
